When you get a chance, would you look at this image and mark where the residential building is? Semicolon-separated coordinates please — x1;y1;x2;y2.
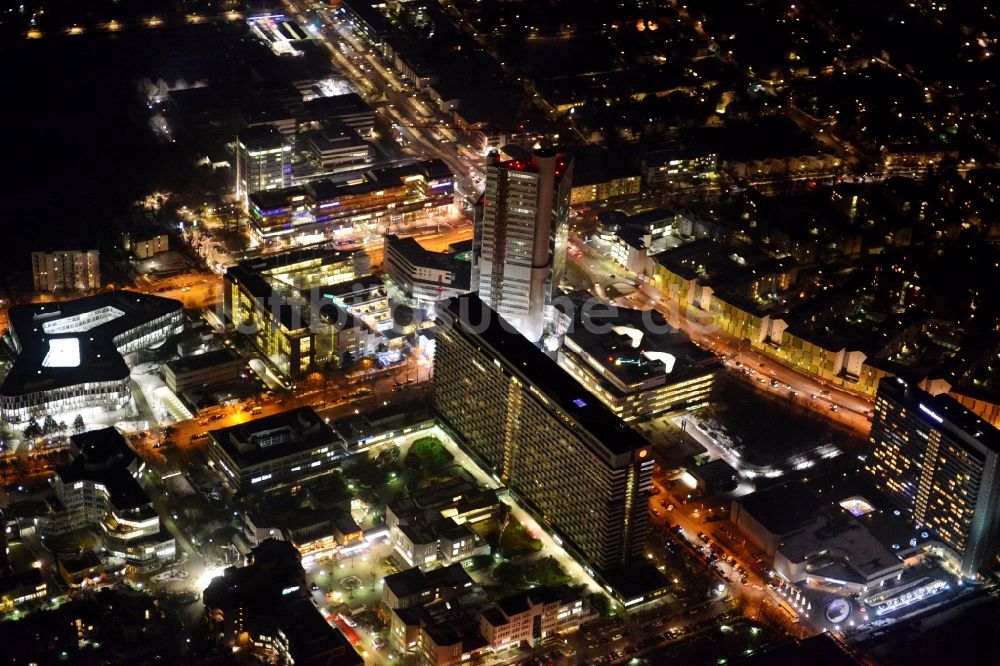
433;294;653;573
164;348;244;393
235;125;291;202
0;291;184;423
479;585;592;652
384;234;472;304
39;428;175;571
123;233;169;259
866;377;1000;576
639;149;718;189
31;249;100;292
389;516;489;569
381;563;474;611
474;149;573;342
205;407;347;492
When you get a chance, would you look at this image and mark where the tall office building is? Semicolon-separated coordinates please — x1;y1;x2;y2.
866;377;1000;576
235;125;291;203
474;148;573;342
31;249;100;292
433;294;652;573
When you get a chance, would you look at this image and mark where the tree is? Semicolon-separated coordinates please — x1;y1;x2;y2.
23;418;42;440
73;415;86;434
43;415;58;435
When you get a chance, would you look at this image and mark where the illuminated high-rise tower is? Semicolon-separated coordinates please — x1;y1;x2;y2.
867;377;1000;576
473;148;572;342
235;125;291;204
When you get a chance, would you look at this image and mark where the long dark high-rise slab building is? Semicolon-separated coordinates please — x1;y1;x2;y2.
867;377;1000;576
433;294;653;573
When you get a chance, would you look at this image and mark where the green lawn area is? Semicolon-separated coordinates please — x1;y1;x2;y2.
500;522;543;558
43;528;97;556
405;437;454;471
525;556;570;587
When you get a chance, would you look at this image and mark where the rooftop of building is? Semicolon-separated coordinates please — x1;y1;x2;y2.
778;509;904;582
303;123;367;150
238;124;286;150
600;562;671;602
57;428;151;511
383;562;473;599
735;481;824;538
0;567;45;595
329;399;433;446
276;597;361;666
58;551;103;575
562;302;717;394
165;348;242;376
440;294;651;458
385;235;467;274
1;291;183;399
207;407;341;471
318;273;385;301
225;247;360;300
490;148;572;181
388;477;498;523
654;238;769;284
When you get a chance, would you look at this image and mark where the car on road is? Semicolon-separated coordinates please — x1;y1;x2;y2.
830;404;839;412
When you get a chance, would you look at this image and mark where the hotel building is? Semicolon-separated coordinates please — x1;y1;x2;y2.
0;291;183;424
433;294;653;573
866;377;1000;576
474;149;573;342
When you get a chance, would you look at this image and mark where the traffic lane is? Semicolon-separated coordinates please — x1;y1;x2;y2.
652;480;801;635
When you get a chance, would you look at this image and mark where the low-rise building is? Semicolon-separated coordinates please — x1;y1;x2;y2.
381;563;474;611
479;585;592;653
163;348;244;393
206;407;346;492
383;234;471;304
390;516;489;569
203;539;362;665
0;569;47;611
303;124;372;171
39;428;175;572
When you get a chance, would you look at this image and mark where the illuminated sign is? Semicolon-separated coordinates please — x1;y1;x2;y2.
281;585;300;596
572;398;587;408
919;404;943;424
825;598;851;624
